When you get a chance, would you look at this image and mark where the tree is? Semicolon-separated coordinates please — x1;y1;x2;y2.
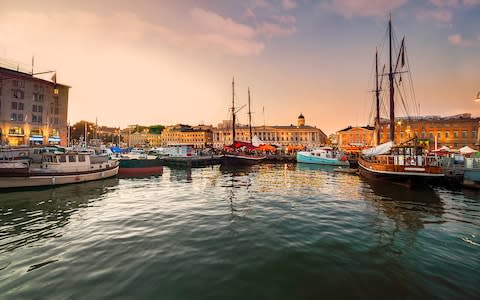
149;125;165;134
70;120;95;143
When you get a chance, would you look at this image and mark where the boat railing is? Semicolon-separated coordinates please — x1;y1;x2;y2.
362;154;442;167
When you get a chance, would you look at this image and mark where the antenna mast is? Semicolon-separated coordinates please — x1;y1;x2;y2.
388;14;395;143
231;78;236;148
248;87;253;144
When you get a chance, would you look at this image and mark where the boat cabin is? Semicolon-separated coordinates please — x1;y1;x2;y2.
39;152;112;172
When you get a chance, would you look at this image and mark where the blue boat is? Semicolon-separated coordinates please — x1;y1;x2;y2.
296;147;349;166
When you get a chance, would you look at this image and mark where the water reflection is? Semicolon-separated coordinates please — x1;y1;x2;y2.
361;178;445;255
219;164;256;216
168;167;192;182
0;178;118;253
295;163;339;173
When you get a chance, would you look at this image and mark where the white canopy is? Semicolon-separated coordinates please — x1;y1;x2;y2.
459;146;477;154
433;146;451;152
252;135;264;147
361;141;394;157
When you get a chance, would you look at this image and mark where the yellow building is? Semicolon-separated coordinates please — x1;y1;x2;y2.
212;114;327;148
336;126;375;148
120;128;162;147
0;66;69;146
377;114;480;149
161;124;213;148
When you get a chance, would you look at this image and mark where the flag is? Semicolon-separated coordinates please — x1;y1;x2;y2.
51;72;58;94
51;73;57;84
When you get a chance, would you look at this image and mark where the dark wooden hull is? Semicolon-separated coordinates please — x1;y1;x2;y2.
221;154;266;166
358;157;444;188
118;158;163;176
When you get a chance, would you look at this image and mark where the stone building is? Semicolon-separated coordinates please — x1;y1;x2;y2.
0;66;69;146
212;114;327;148
336;126;375;148
161;124;213;148
336;114;480;150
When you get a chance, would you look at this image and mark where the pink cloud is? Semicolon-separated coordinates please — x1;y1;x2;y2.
189;7;296;55
282;0;298;10
270;15;296;24
321;0;408;18
417;9;452;23
191;8;256;40
257;22;296;38
448;33;480;46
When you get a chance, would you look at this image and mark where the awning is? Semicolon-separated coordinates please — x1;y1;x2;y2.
29;136;44;142
48;137;61;142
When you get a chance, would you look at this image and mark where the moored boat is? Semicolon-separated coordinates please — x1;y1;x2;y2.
221;78;266;166
296;147;349;166
358;140;444;186
0;151;119;189
118;157;163;176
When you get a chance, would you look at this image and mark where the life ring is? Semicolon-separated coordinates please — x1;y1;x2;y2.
341;156;348;161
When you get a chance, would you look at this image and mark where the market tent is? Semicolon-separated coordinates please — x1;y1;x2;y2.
433;146;451;152
459;146;478;155
256;144;277;152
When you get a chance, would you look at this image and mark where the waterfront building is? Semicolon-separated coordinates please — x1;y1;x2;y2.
161;124;213;148
0;66;69;146
377;114;480;149
120;127;162;147
212;114;327;148
336;126;375;148
336;114;480;149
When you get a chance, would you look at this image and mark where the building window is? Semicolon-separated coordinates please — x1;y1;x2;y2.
18;102;24;110
437;132;441;138
18;114;23;121
10;113;17;121
11;102;17;109
453;131;458;138
472;131;477;138
445;131;449;138
32;105;37;112
462;131;467;138
12;89;24;99
9;127;24;135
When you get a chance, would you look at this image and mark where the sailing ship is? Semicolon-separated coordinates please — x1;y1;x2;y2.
357;15;444;186
222;79;266;166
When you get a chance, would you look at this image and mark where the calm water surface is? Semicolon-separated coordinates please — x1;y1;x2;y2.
0;164;479;299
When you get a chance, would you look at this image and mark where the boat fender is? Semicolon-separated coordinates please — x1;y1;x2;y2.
341;156;347;161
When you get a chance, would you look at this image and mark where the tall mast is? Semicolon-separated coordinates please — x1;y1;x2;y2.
375;48;381;145
248;87;253;144
231;78;236;147
388;14;395;143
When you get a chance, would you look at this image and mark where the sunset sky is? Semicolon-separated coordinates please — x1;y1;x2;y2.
0;0;479;134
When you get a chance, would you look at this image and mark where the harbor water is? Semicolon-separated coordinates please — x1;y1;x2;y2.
0;164;479;299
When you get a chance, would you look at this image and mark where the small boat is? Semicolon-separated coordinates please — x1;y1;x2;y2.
296;147;349;166
0;152;119;189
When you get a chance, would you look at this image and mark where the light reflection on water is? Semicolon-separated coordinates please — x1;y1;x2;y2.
0;164;479;299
